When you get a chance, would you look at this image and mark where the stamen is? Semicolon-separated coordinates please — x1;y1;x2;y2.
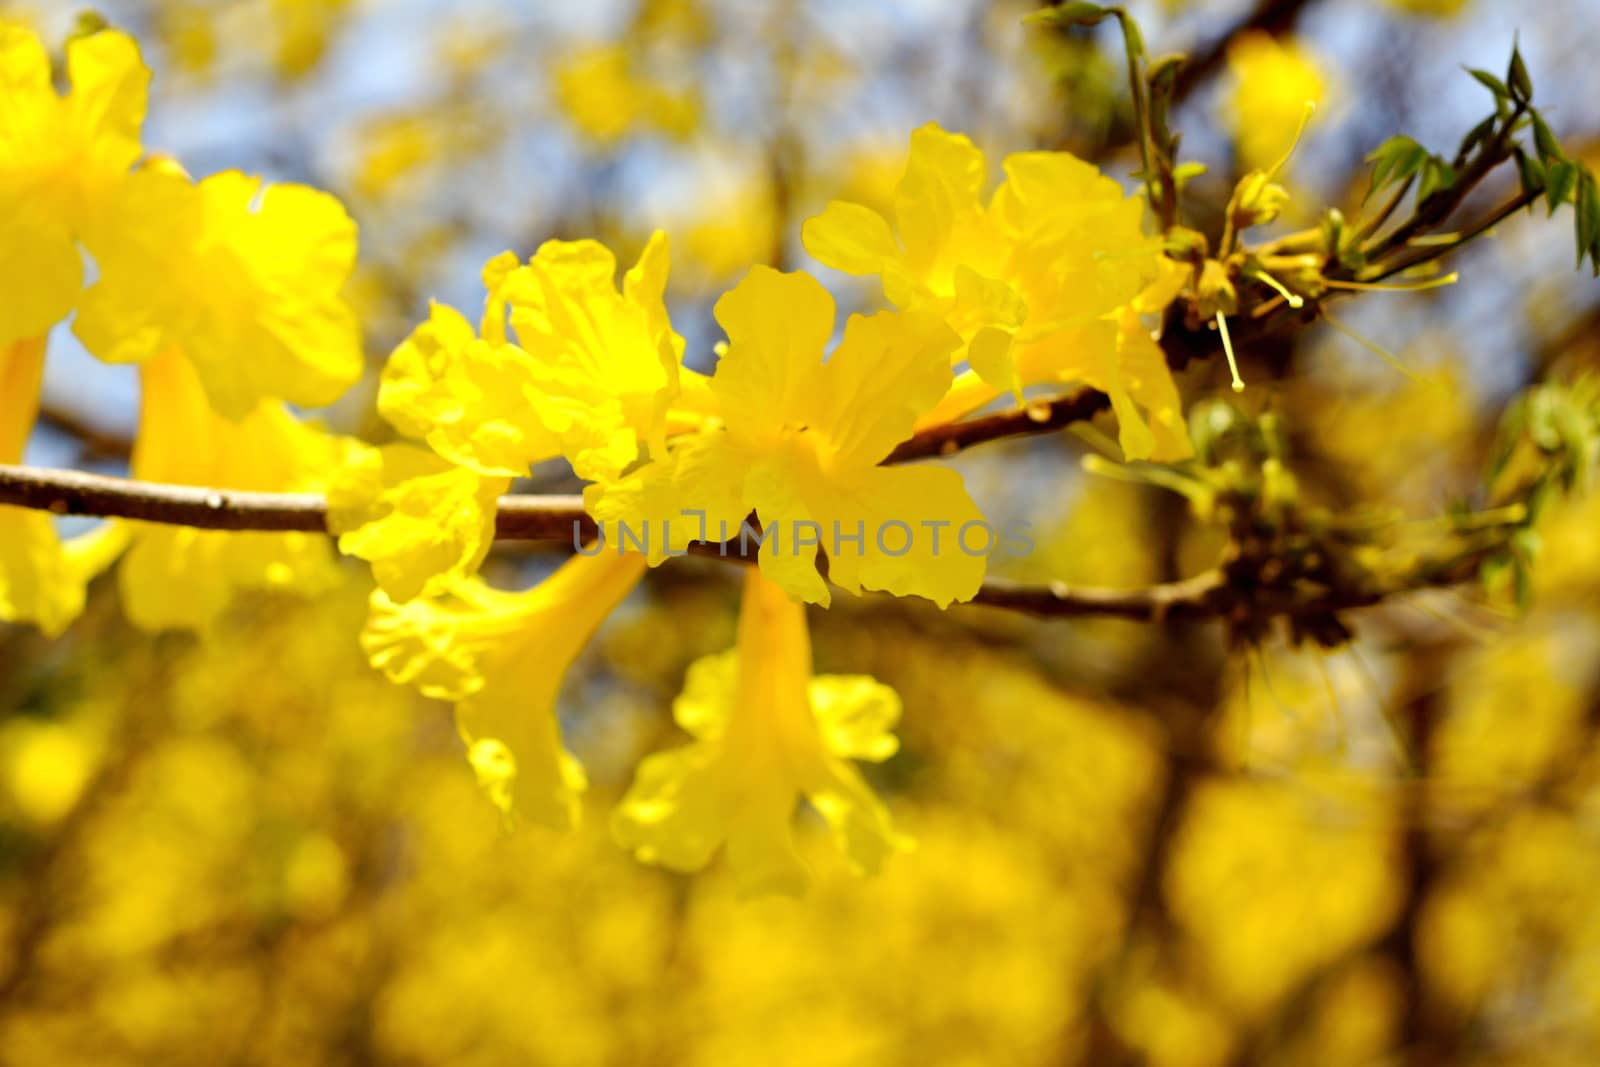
1081;454;1209;500
1320;309;1421;382
1322;271;1459;293
1267;101;1317;180
1250;270;1304;308
1215;311;1246;392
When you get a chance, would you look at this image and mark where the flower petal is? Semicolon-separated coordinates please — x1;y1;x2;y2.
801;199;903;276
328;444;509;602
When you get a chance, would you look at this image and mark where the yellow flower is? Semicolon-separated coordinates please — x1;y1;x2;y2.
0;338;87;636
380;234;684;483
73;167;362;420
327;444;510;604
551;43;699;146
118;350;349;632
0;22;148;345
1225;32;1326;175
361;550;648;830
333;235;688;600
612;567;911;897
586;266;987;608
802;123;1190;460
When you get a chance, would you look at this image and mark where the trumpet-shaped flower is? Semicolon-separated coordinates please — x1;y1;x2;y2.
361;550;647;830
612;567;911;897
119;350;350;632
585;266;987;608
0;23;148;345
802;123;1191;461
0;338;104;636
73;166;362;420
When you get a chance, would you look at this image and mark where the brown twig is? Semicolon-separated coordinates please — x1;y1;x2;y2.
0;462;1493;624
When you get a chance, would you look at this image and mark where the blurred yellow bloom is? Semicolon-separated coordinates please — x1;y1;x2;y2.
119;350;349;632
551;43;699;146
1387;0;1468;15
0;716;97;825
1168;777;1400;1017
268;0;354;80
350;112;445;202
74;167;362;420
362;551;648;830
0;22;148;345
587;266;987;607
612;567;910;896
803;124;1189;460
328;444;510;604
1225;32;1326;174
678;170;779;285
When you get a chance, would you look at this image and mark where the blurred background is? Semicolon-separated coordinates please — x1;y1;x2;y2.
4;0;1600;1063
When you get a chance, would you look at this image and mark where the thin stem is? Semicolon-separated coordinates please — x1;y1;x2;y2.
1356;172;1417;248
1360;188;1540;283
0;462;1501;624
1109;7;1164;225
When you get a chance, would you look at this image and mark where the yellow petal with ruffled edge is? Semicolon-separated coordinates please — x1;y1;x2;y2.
379;301;561;477
800;199;902;276
809;463;988;609
612;568;909;896
75;168;361;418
505;231;683;479
328;444;509;603
893;124;997;291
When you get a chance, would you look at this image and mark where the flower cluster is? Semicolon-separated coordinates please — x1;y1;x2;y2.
4;22;1186;893
0;22;360;636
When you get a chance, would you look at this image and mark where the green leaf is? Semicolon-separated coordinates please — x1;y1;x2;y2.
1515;148;1546;201
1545;160;1579;215
1530;110;1564;164
1465;67;1509;100
1508;44;1533;103
1364;135;1428;201
1577;170;1600;273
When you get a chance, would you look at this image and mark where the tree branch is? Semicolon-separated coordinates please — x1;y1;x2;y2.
1170;0;1320;100
0;462;1490;624
886;388;1111;462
